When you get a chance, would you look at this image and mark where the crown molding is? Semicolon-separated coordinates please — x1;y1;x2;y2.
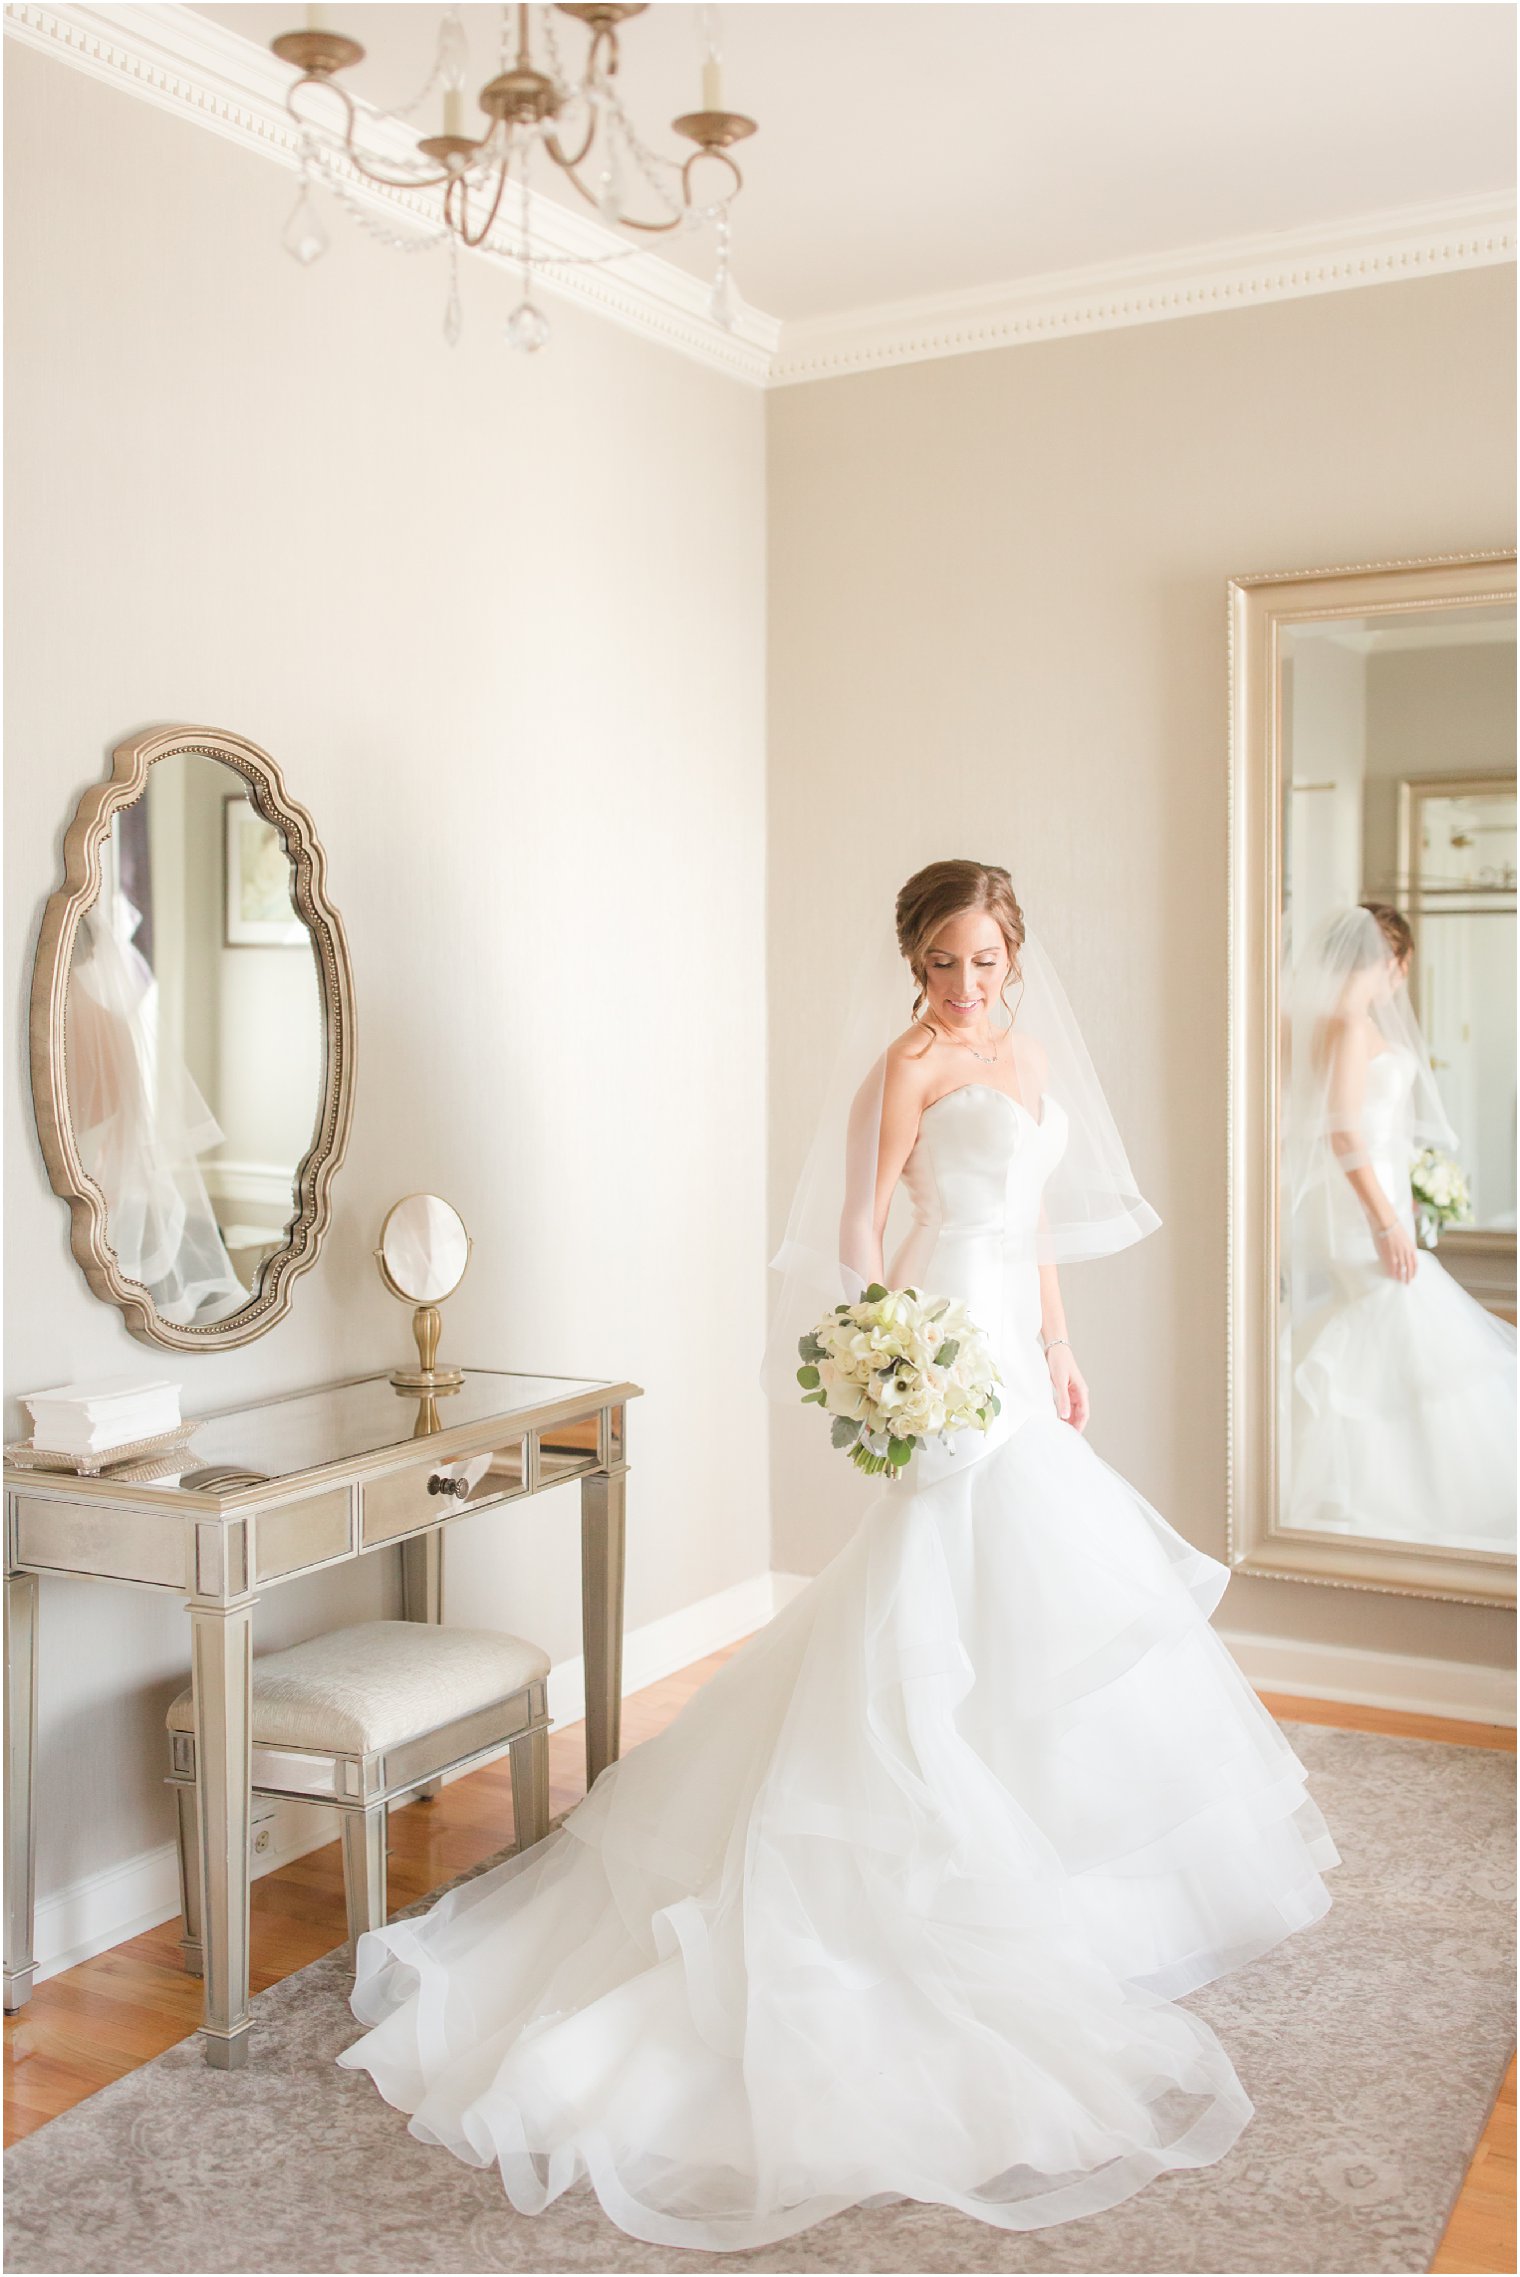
769;192;1518;387
2;1;778;385
6;4;1515;393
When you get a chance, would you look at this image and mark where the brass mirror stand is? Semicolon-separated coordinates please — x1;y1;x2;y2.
389;1302;463;1395
375;1193;472;1393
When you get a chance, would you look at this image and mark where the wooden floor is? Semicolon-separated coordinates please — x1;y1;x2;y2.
5;1653;1514;2273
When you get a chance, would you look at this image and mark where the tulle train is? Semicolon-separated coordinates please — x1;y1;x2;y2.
337;1413;1337;2250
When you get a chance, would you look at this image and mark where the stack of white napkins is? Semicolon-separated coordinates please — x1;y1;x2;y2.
24;1375;183;1459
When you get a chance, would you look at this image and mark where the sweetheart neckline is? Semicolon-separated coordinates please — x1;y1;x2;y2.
919;1082;1053;1135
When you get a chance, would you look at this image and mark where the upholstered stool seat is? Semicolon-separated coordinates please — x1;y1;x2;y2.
166;1620;552;1973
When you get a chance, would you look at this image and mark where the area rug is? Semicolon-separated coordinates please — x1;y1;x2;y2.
5;1722;1513;2276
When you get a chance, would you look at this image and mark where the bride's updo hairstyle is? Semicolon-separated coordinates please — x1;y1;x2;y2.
1361;901;1414;968
895;859;1026;1027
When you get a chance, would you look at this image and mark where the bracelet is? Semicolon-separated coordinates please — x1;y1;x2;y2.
1371;1222;1398;1243
1042;1336;1071;1355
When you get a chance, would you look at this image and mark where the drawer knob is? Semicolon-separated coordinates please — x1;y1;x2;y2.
427;1471;471;1500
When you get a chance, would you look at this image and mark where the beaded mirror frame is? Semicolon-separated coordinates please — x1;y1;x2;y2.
29;724;356;1350
1226;551;1516;1610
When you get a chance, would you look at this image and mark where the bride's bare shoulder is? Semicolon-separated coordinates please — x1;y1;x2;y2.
885;1021;937;1069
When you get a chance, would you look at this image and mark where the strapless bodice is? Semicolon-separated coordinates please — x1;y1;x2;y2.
887;1083;1071;1465
1362;1044;1416;1156
895;1082;1069;1247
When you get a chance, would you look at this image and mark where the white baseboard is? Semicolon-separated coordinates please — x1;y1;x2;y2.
35;1799;339;1983
32;1568;803;1984
32;1576;1513;1982
1217;1627;1517;1728
542;1566;805;1732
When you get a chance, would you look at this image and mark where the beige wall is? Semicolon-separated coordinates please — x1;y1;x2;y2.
765;263;1516;1674
4;45;768;1908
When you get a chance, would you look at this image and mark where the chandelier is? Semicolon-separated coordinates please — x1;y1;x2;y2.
271;4;758;352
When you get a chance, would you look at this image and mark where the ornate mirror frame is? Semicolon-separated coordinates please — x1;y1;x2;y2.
1227;550;1517;1610
29;724;356;1350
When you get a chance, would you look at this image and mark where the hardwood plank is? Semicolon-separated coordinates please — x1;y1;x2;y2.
4;1655;1513;2276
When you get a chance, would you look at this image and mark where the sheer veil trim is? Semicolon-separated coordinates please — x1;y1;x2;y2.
762;918;1159;1401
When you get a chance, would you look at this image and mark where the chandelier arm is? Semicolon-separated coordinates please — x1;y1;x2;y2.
542;109;599;171
681;146;744;201
449;157;515;251
286;80;461;193
542;150;688;233
288;85;455;192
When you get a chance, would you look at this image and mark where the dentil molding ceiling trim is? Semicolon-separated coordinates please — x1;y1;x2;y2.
6;1;1516;391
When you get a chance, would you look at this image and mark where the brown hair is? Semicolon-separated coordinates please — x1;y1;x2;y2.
895;859;1026;1027
1360;901;1414;966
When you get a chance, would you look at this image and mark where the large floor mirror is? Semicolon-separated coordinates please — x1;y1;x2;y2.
1229;551;1516;1606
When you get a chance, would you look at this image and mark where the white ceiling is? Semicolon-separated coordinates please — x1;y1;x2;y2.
195;2;1516;325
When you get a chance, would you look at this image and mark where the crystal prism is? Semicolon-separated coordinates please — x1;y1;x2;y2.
708;266;736;331
443;291;463;348
281;183;329;267
505;301;551;354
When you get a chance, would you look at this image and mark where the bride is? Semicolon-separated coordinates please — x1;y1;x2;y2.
1283;901;1516;1550
337;859;1338;2250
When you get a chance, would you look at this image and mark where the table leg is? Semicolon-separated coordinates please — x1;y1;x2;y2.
190;1603;254;2069
400;1530;443;1800
579;1467;627;1790
4;1569;38;2013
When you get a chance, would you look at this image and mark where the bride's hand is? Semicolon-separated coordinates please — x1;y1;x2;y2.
1046;1345;1089;1431
1374;1219;1419;1283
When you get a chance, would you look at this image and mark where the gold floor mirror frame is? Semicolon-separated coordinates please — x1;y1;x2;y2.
1227;549;1517;1609
29;724;356;1350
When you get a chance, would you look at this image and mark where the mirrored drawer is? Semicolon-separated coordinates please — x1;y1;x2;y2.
360;1441;526;1549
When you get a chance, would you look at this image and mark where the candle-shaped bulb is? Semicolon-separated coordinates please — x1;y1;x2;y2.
304;6;331;30
702;54;723;112
443;86;464;137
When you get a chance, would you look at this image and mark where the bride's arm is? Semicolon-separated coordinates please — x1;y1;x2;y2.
864;1051;927;1283
1019;1036;1090;1428
1037;1214;1090;1431
838;1046;925;1291
1325;1019;1417;1280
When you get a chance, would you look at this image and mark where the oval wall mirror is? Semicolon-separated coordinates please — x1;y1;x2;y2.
30;725;355;1348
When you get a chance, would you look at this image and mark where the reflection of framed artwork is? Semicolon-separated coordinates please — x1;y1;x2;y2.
224;795;305;947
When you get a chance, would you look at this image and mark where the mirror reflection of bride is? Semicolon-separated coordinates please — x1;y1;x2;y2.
1283;903;1517;1551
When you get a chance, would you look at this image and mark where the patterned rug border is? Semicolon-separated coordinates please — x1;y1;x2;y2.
4;1719;1515;2276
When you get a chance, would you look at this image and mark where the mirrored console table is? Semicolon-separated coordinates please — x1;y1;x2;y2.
4;1365;640;2067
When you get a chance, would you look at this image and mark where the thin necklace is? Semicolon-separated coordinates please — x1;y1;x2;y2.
926;1016;1002;1065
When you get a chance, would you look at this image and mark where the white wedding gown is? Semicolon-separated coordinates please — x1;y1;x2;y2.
1288;1045;1517;1552
338;1081;1339;2249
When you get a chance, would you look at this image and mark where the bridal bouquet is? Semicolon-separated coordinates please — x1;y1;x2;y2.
796;1286;1002;1476
1410;1148;1472;1248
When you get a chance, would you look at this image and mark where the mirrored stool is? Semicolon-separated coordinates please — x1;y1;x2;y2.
166;1619;552;1968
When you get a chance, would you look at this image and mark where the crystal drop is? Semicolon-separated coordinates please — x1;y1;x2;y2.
596;162;623;225
708;266;736;331
281;182;329;267
505;300;551;354
443;291;463;348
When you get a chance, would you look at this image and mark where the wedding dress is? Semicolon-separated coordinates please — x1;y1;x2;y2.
337;1074;1339;2249
1288;1042;1517;1551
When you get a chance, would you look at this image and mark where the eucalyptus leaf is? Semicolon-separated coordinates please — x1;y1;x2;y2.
864;1283;888;1303
936;1339;959;1368
831;1415;862;1449
797;1364;821;1389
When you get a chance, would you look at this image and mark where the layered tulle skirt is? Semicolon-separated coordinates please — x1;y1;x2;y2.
1290;1247;1517;1550
336;1412;1337;2250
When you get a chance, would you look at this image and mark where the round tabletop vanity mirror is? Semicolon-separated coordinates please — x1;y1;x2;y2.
30;725;355;1349
376;1193;471;1391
